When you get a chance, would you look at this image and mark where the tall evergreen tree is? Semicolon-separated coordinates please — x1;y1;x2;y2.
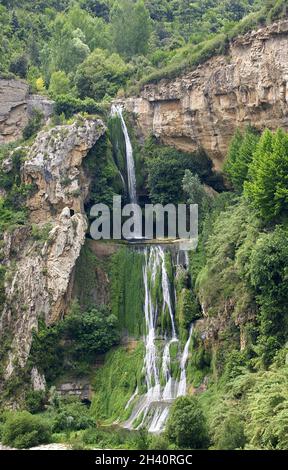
224;127;259;192
244;128;288;222
111;0;151;58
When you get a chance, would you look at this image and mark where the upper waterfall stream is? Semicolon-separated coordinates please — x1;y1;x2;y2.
111;104;138;204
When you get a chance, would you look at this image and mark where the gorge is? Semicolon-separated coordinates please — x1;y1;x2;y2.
1;1;288;452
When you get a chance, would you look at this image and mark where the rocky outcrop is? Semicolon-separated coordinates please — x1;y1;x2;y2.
0;118;106;378
124;20;288;170
0;79;29;144
23;117;105;223
0;79;54;144
57;379;92;402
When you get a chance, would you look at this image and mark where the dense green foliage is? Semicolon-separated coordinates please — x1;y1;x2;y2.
244;128;288;222
29;303;119;383
224;126;259;192
1;411;51;449
166;396;209;449
144;137;216;204
52;398;94;432
0;144;33;241
91;343;145;423
184;124;288;449
110;247;145;337
1;0;282;103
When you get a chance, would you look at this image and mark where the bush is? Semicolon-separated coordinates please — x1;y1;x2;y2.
52;399;94;432
145;138;214;204
49;70;70;97
215;413;246;449
22;108;43;140
165;396;209;449
54;95;104;118
149;434;170;450
63;304;120;358
2;411;51;449
25;390;47;414
9;54;29;78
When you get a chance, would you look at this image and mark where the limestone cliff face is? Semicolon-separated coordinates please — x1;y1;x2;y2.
23;118;103;223
0;80;29;144
0;118;106;378
0;79;54;145
125;20;288;170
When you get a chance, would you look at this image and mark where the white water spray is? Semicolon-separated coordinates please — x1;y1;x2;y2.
123;247;194;433
177;324;193;397
111;104;137;204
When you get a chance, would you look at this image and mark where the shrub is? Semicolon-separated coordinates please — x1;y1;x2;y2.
166;396;209;449
9;54;29;79
49;70;70;97
145;138;214;204
22;108;43;140
215;413;246;449
2;411;51;449
25;390;47;414
149;434;170;450
54;95;104;118
52;399;94;432
63;304;120;358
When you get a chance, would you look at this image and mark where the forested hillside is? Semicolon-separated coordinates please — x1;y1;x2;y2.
1;0;285;102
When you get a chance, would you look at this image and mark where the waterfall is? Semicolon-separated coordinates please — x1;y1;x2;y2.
111;104;137;204
177;324;193;397
123;246;194;434
109;105;194;433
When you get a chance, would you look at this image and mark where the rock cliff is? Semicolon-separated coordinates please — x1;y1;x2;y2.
124;20;288;170
0;117;106;378
0;79;54;145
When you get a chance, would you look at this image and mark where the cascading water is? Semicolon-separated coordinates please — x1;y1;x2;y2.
111;104;137;204
177;324;194;397
123;246;194;433
110;103;194;433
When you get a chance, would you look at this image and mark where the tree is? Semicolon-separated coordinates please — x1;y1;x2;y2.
49;70;70;97
46;15;90;76
183;170;213;223
9;53;29;78
145;139;213;205
35;77;45;92
215;413;246;449
224;126;259;192
249;226;288;366
111;0;151;58
166;396;210;448
74;48;131;100
64;304;120;357
80;0;110;22
244;128;288;222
